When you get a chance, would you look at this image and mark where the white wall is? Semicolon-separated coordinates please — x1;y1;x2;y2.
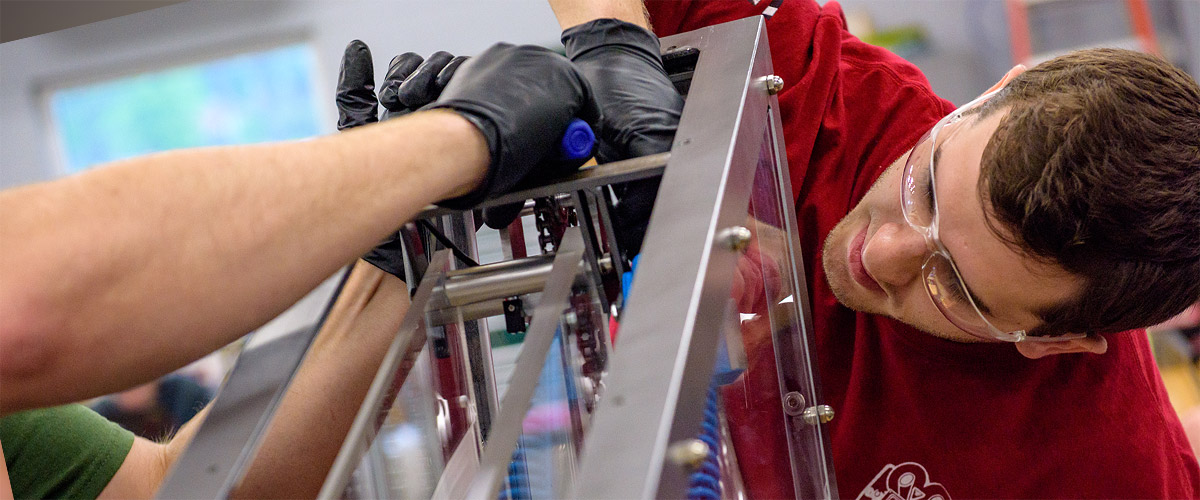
3;0;1196;189
0;0;559;188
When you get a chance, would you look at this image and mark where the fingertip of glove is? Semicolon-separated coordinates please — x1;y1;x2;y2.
344;40;371;57
436;56;469;87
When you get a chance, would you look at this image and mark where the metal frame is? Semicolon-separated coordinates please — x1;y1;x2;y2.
156;268;350;499
160;16;835;499
317;251;453;499
464;227;589;500
574;16;835;498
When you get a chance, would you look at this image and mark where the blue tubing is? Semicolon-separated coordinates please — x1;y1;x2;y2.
687;384;722;500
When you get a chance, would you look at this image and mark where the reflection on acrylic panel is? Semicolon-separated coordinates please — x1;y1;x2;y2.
50;44;322;174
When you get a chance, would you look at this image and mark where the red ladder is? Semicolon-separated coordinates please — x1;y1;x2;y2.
1005;0;1161;65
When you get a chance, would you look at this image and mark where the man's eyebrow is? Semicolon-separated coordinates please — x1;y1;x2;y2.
964;281;995;317
931;141;996;317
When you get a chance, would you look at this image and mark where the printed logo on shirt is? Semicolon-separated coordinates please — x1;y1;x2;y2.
856;462;951;500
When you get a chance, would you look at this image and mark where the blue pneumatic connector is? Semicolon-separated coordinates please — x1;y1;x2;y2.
559;118;595;161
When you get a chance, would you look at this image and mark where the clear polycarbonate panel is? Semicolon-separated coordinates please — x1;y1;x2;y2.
336;268;497;499
464;228;608;500
495;282;607;500
721;108;835;498
318;252;465;500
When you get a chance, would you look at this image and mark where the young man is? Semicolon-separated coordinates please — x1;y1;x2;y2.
550;0;1199;497
1;42;599;498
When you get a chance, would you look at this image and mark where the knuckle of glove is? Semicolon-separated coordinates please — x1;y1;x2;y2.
432;43;594;208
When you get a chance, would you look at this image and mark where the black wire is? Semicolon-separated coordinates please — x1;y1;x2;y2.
416;219;480;268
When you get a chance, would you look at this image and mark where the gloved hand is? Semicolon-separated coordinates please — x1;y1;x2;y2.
336;40;467;278
563;19;684;258
337;41;468;131
427;42;601;209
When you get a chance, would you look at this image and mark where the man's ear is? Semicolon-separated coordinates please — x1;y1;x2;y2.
1015;334;1108;359
983;64;1027;95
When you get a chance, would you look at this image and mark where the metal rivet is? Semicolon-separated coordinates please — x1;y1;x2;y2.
802;404;835;425
667;438;710;468
718;226;752;252
765;74;784;95
783;391;806;416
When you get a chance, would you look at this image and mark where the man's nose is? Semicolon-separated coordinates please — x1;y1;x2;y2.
862;222;929;289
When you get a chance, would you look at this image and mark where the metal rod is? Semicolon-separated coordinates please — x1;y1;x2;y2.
441;254;555;306
437;253;609;307
464;227;587;500
427;300;506;326
317;252;452;500
416;153;669;220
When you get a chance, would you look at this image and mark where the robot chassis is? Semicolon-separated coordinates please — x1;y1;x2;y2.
156;17;837;500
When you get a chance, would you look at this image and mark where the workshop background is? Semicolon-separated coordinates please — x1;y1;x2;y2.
2;0;1198;448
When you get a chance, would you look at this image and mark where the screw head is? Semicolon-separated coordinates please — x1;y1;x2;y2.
783;391;806;416
719;226;752;252
802;404;836;425
667;438;710;468
765;74;784;95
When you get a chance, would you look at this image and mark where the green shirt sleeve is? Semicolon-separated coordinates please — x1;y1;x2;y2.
1;404;135;500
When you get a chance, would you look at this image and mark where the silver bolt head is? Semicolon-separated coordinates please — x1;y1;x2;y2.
719;226;753;252
818;404;835;423
802;404;836;425
667;438;710;468
765;74;784;95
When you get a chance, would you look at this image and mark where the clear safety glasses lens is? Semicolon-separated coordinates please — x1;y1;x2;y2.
922;255;1025;342
900;129;936;229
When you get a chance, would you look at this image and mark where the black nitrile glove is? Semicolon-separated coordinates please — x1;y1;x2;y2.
336;40;467;278
563;19;683;258
427;42;601;210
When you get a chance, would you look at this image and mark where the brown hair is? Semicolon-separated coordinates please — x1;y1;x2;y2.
977;48;1200;337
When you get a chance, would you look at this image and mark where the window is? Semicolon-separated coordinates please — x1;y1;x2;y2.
49;44;323;174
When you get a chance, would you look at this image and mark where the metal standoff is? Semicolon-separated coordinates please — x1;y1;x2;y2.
765;74;784;95
718;226;753;252
783;391;806;416
667;438;710;469
802;404;836;425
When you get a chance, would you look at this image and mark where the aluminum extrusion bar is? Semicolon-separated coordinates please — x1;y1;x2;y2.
317;251;452;500
156;268;350;499
415;152;669;220
440;211;499;442
464;227;587;500
574;17;778;499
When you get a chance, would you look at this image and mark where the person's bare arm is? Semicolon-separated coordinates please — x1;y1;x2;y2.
547;0;651;30
0;110;486;414
1;438;12;500
98;259;408;499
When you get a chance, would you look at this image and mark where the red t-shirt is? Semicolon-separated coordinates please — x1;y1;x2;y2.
647;1;1200;498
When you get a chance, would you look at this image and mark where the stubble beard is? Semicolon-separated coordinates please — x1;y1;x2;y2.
821;215;867;313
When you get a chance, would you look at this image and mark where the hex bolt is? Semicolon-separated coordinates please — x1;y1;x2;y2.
718;226;752;252
765;74;785;95
667;438;710;469
802;404;836;425
783;391;806;416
